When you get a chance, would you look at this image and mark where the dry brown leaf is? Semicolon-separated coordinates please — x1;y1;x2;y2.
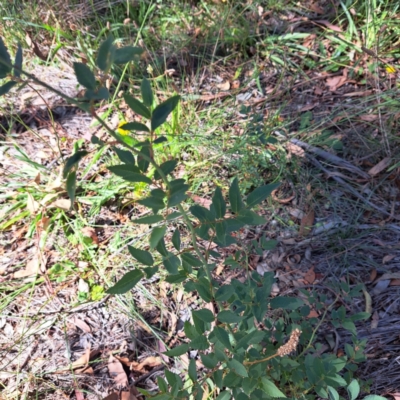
368;156;392;176
370;311;379;330
13;256;40;279
378;272;400;281
383;254;396;264
69;316;91;333
120;388;138;400
326;75;348;91
286;143;305;157
388;393;400;400
299;210;315;236
271;189;295;204
27;193;39;213
231;80;240;89
49;199;72;210
216;81;231;91
102;393;119;400
303;266;316;284
369;269;377;282
359;114;378;122
190;195;212;209
81;227;99;244
108;354;128;387
390;279;400;286
136;356;162;372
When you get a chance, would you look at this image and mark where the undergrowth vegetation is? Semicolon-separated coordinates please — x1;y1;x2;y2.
1;0;399;399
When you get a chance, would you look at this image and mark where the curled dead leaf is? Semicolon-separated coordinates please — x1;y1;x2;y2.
368;156;392;176
108;354;128;387
299;210;315;236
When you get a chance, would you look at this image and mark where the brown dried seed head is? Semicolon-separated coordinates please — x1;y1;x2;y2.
276;328;301;357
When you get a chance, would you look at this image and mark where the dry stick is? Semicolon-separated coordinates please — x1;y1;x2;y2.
306;154;399;219
290;138;370;179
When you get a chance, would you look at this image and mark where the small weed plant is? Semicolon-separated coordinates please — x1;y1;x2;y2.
0;36;385;400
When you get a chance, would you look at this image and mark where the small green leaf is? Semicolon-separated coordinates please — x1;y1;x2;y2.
128;246;154;266
201;354;218;369
172;228;181;251
113;46;143;64
327;386;339;400
119;121;149;132
168;179;189;207
212;186;226;218
84;87;109;100
193;309;214;323
0;37;12;79
13;44;22;78
96;35;115;72
66;171;76;207
163;253;180;274
188;359;197;382
141;78;153;107
123;93;151;119
236;209;265;225
164;343;189;357
270;296;304;310
227;359;248;377
363;396;388;400
0;80;17;96
213;326;232;350
149;226;167;249
347;379;360;400
216;391;231;400
73;62;96;90
108;165;152;184
137;140;151;173
217;310;243;324
106;269;143;294
133;215;163;224
246;182;280;208
166;212;182;221
190;334;209;350
113;147;135;164
156;237;168;256
151;95;180;131
154;159;178;180
215;285;235;301
63;150;88;178
193;280;212;302
190;205;215;223
229;178;244;213
260;377;287;398
137;196;165;212
181;253;203;267
154;136;168;144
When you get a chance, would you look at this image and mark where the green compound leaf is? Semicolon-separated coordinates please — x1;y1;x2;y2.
73;62;96;90
113;46;143;64
154;159;178;180
0;80;17;96
229;177;244;213
128;245;154;266
106;269;144;294
193;309;214;323
270;296;304;310
163;253;180;274
181;252;203;267
151;95;180;131
164;343;189;357
0;37;12;79
96;35;115;72
215;285;235;301
107;164;152;184
119;121;149;132
63;150;88;178
227;359;248;377
212;186;226;219
149;226;167;249
123;93;151;119
66;171;77;207
133;215;164;224
246;182;280;208
13;43;22;78
141;78;153;107
168;179;189;207
260;377;287;398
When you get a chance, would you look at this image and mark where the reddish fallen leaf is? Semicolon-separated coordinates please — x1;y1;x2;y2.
383;254;396;264
307;309;319;318
368;156;392;176
81;227;99;244
136;356;163;372
108;354;128;387
359;114;378;122
388;393;400;400
216;81;230;91
326;75;348;91
69;316;91;333
390;279;400;286
315;20;343;32
369;269;378;282
370;311;379;330
303;266;316;284
286;142;305;157
271;189;295;204
190;195;212;209
299;210;315;236
14;256;41;279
